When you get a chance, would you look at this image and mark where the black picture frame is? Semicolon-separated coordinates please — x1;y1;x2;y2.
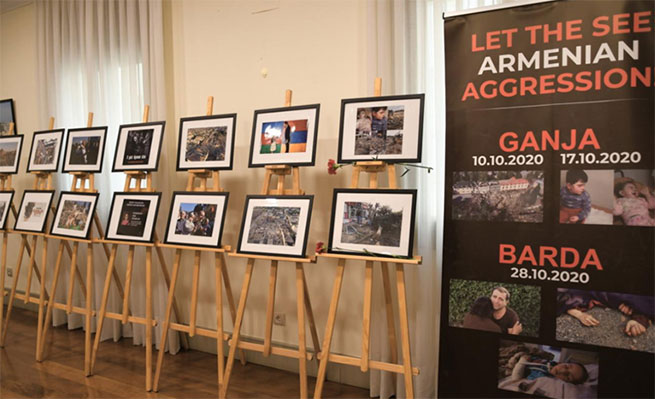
62;126;108;173
14;190;55;233
328;188;417;259
105;191;162;243
0;98;16;135
163;191;230;248
237;194;314;258
112;121;166;172
0;190;15;230
49;191;100;240
27;129;65;172
176;114;237;171
248;104;320;168
337;94;425;164
0;134;23;174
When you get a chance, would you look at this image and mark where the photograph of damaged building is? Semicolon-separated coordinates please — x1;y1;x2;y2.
341;201;403;247
246;206;300;246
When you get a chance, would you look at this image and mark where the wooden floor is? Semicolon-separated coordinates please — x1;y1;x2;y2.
1;307;369;398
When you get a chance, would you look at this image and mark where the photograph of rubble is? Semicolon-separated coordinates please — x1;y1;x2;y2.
177;114;236;171
238;195;313;258
14;190;55;233
28;129;64;172
451;170;544;223
249;104;319;167
338;94;424;163
113;121;165;172
0;135;22;174
50;192;99;239
329;188;417;258
164;192;229;248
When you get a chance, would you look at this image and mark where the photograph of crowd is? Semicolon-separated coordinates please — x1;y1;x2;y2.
0;141;19;167
452;170;543;223
341;201;403;247
260;119;308;154
613;169;654;227
448;279;540;337
174;202;216;237
69;136;101;165
123;129;154;165
498;340;599;399
56;200;92;232
556;288;654;353
354;105;404;156
247;206;300;246
184;126;227;162
33;137;59;165
116;199;151;237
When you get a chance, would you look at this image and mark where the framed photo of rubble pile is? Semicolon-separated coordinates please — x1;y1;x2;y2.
106;192;161;243
113;121;165;172
164;191;230;248
237;195;314;258
328;188;417;258
338;94;424;163
248;104;320;167
50;192;99;239
62;127;108;173
0;134;23;174
14;190;55;233
177;114;236;171
27;129;65;172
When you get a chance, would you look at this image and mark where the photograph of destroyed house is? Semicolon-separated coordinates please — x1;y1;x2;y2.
177;114;236;170
0;191;14;230
50;192;99;239
0;135;23;174
165;192;229;248
249;104;319;167
15;190;54;233
451;170;544;223
28;129;64;172
329;189;417;258
338;94;424;163
113;122;165;172
63;127;107;173
0;99;16;135
238;195;313;257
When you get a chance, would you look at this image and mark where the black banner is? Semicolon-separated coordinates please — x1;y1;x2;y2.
440;1;654;397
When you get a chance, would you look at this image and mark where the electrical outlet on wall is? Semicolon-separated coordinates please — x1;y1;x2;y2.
273;313;285;326
6;267;12;278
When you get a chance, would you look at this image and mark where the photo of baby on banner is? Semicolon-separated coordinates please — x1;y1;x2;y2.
556;288;654;353
613;169;655;227
498;340;599;399
448;278;540;337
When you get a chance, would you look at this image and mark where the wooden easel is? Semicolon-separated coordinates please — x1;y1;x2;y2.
0;121;17;343
0;118;86;351
152;96;246;393
313;78;421;399
89;105;186;391
220;90;320;399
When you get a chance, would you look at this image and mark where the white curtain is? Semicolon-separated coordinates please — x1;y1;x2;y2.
366;0;517;397
36;0;177;353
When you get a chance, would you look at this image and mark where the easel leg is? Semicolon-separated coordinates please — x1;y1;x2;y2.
215;252;225;388
25;236;39;304
84;243;94;376
301;266;321;356
361;260;373;372
221;263;246;365
190;251;201;337
39;243;66;360
220;258;254;398
264;260;278;357
0;233;8;341
295;263;307;398
90;245;118;374
153;249;182;392
313;259;346;399
0;237;26;346
35;237;48;361
145;247;153;391
122;246;135;324
395;264;414;398
381;261;399;389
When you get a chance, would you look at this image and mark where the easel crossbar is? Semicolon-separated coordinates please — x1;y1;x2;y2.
322;353;419;375
235;339;314;360
103;311;158;327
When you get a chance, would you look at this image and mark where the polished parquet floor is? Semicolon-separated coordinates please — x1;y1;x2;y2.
0;307;369;398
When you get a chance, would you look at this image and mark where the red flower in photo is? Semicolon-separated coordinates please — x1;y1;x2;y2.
327;159;341;175
315;241;326;254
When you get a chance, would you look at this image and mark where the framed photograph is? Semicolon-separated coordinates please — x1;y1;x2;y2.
164;191;229;248
248;104;320;167
237;195;313;258
0;135;23;174
338;94;424;163
27;129;65;172
328;188;417;258
0;99;16;135
0;191;15;230
14;190;55;233
177;114;236;171
105;192;161;243
62;127;108;173
113;121;166;172
50;192;99;239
